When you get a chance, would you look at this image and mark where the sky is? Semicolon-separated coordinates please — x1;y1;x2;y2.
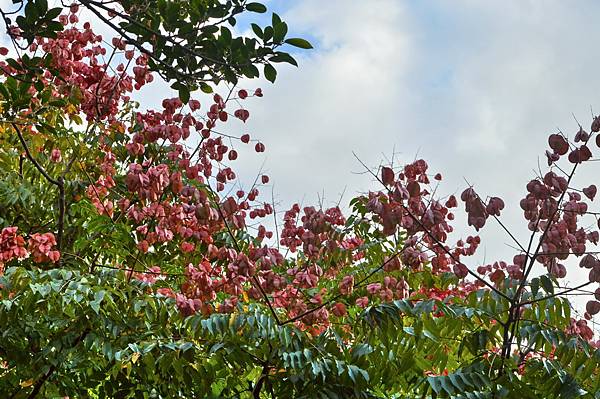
230;1;600;263
228;0;600;316
2;0;600;316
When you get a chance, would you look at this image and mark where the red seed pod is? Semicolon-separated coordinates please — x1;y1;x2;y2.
545;150;559;166
241;134;250;143
548;134;569;155
255;142;265;153
407;181;420;197
574;128;589;143
381;167;394;186
579;145;592;161
453;263;468;279
591;116;600;133
553;263;566;278
583;185;597;201
234;109;250;122
445;195;457;208
486;197;505;217
261;175;269;184
580;254;597;269
568;149;581;164
189;99;201;111
586;300;600;315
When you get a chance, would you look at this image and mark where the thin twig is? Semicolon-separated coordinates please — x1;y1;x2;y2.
519;281;594;306
13;122;66;250
352;152;510;300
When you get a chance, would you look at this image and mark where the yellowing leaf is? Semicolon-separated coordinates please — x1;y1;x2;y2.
20;379;34;387
131;352;140;364
70;114;82;125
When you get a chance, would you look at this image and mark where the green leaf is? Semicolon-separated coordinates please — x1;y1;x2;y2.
285;38;313;49
219;26;232;44
264;63;277;83
531;277;540;298
263;26;273;43
272;13;282;27
269;52;298;66
45;7;62;20
246;2;267;13
200;82;213;93
428;376;443;394
273;21;288;43
251;23;263;39
90;290;105;314
540;275;554;294
347;365;369;383
45;20;64;33
25;1;40;21
178;86;190;104
35;0;48;14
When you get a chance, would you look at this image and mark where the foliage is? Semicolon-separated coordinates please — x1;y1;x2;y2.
0;1;600;398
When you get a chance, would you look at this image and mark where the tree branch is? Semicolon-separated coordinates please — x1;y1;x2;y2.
352;152;510;301
13;122;66;250
252;362;270;399
518;281;594;307
26;328;90;398
13;123;59;186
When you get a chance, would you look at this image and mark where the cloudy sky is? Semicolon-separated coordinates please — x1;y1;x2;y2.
227;0;600;314
2;0;600;314
232;2;600;254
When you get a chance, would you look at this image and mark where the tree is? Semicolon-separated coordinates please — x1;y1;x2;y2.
0;1;600;398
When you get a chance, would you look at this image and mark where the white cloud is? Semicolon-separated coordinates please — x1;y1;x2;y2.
235;0;415;202
227;0;600;312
